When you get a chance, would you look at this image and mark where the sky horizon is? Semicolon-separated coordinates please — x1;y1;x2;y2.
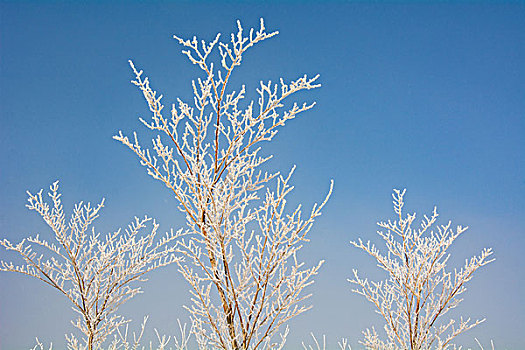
1;1;524;349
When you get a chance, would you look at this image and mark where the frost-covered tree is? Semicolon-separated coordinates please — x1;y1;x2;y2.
114;19;331;350
350;189;494;350
0;181;179;350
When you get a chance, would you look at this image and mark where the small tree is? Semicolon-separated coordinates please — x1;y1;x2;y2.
350;189;494;350
114;19;331;350
0;181;180;349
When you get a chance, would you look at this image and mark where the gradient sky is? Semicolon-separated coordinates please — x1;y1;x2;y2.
0;1;523;349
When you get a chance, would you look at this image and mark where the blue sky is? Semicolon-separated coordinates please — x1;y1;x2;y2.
0;1;523;349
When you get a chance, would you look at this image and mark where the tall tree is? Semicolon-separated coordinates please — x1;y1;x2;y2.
115;19;331;350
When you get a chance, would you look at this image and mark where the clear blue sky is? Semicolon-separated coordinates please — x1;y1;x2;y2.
1;1;523;349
